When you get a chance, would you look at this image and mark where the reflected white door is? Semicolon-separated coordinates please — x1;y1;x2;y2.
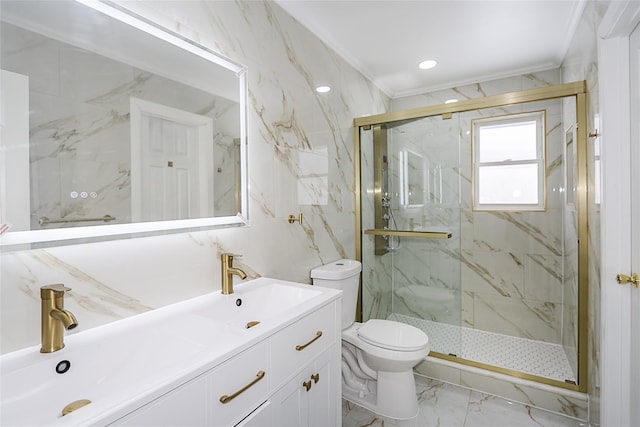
130;98;213;222
630;21;640;425
0;69;30;231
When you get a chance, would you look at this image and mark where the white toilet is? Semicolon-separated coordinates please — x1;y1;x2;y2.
311;259;429;420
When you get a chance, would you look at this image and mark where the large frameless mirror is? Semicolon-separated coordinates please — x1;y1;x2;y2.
0;0;248;248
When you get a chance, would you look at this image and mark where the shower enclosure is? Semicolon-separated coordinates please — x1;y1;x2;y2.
355;82;588;392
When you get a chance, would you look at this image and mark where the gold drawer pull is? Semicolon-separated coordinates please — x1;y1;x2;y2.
219;370;265;404
295;331;323;351
62;399;91;416
303;380;312;392
311;373;320;384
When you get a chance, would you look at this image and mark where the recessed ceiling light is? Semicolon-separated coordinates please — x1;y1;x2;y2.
418;59;437;70
315;86;331;93
445;99;459;104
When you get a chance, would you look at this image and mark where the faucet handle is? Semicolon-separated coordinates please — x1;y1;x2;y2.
40;284;72;298
221;253;243;259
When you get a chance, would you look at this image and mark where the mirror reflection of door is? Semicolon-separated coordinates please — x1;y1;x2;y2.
0;69;30;231
130;98;214;222
399;149;426;207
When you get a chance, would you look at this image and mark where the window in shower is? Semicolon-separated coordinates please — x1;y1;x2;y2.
472;111;546;211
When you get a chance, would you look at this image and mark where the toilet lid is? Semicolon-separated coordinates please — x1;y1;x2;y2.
358;319;428;351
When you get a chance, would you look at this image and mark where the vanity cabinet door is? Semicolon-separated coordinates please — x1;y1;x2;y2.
111;374;210;426
270;348;338;427
269;369;306;427
306;348;336;427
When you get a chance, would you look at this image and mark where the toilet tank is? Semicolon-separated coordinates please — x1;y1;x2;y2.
310;259;361;330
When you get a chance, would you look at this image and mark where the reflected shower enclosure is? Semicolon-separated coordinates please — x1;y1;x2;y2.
355;82;588;392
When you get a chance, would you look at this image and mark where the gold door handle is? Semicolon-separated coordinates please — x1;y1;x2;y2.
303;380;312;391
311;373;320;384
295;331;323;351
616;273;639;288
219;371;265;404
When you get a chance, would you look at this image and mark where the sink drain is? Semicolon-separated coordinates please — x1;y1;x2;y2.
55;360;71;374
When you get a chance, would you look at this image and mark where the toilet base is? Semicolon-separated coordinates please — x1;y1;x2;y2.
342;369;419;420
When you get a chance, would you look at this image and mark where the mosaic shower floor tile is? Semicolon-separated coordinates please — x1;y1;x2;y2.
388;313;576;383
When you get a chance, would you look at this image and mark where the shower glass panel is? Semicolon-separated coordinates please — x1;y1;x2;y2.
361;114;463;357
357;84;585;390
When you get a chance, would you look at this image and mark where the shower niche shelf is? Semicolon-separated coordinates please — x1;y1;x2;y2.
364;229;452;239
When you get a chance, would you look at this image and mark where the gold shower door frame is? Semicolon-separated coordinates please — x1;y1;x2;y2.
353;81;589;393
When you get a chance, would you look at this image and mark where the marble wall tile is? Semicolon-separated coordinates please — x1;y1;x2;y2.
472;293;562;343
391;70;561;112
461;290;475;328
1;0;389;354
471;211;563;256
523;254;563;303
461;250;525;299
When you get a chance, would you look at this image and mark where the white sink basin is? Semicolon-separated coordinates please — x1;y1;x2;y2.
0;277;337;426
194;281;322;330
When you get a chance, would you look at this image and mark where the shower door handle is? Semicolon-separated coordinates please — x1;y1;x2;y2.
616;272;639;288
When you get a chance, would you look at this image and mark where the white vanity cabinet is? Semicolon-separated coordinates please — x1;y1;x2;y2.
110;300;340;427
112;340;269;427
113;372;210;426
268;302;340;427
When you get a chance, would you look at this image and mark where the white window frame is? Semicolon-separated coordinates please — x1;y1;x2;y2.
472;111;546;211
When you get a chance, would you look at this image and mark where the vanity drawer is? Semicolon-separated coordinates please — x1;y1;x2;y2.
270;303;336;386
210;340;269;427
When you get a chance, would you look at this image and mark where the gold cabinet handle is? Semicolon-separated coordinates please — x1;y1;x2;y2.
303;380;312;392
311;373;320;384
295;331;323;351
617;273;639;288
219;371;265;404
62;399;91;416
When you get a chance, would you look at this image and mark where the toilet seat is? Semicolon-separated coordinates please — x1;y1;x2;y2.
358;319;428;352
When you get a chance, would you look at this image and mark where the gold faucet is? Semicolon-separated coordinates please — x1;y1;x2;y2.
221;253;247;295
40;284;78;353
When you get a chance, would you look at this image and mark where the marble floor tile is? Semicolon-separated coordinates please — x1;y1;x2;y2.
464;391;588;427
342;376;589;427
414;378;471;427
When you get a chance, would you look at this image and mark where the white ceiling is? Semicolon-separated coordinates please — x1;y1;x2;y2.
275;0;586;98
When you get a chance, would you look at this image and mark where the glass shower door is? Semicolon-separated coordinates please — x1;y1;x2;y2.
360;114;462;357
